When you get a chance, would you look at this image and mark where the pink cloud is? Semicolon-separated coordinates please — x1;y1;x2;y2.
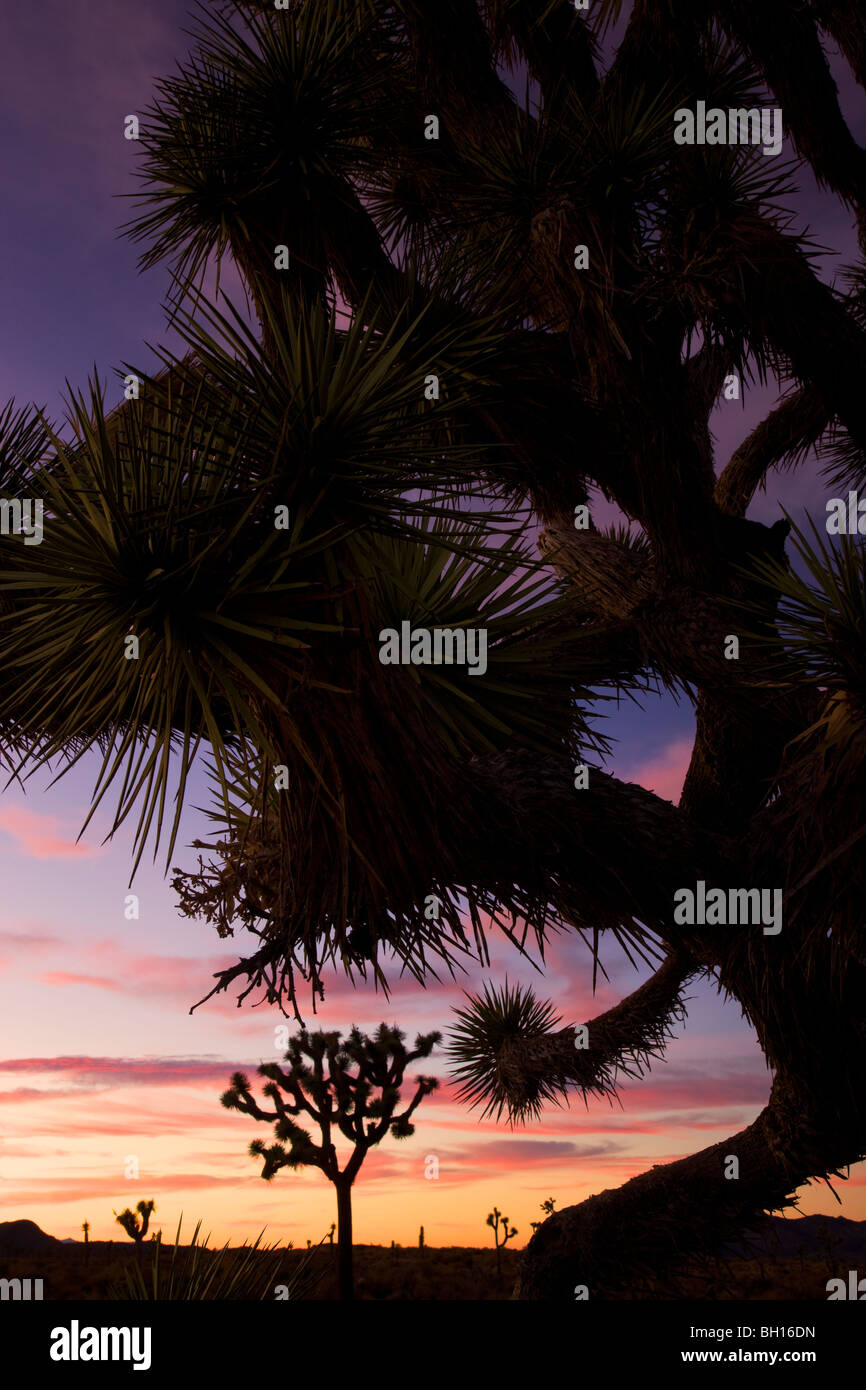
0;1056;252;1087
0;929;61;950
0;806;99;859
23;1113;225;1139
0;928;62;977
3;1173;252;1207
31;940;261;1016
38;972;121;991
28;929;480;1023
0;1087;86;1104
619;735;694;805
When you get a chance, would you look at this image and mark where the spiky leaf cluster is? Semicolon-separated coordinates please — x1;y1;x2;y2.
446;979;567;1121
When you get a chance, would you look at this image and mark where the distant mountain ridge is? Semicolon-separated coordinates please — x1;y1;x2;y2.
0;1219;64;1255
746;1214;866;1261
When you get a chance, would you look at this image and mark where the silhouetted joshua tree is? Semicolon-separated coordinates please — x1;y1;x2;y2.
221;1025;440;1300
113;1200;156;1260
6;0;866;1306
487;1207;518;1278
531;1197;557;1234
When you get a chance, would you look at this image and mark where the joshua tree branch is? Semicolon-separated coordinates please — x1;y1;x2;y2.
462;751;742;972
397;0;517;131
812;0;866;92
518;1101;791;1299
488;0;599;107
715;386;830;518
718;220;866;454
518;1048;866;1300
720;0;866;224
687;342;736;420
401;1080;436;1125
494;952;696;1121
229;1090;279;1125
541;520;803;710
261;1062;323;1126
538;524;653;623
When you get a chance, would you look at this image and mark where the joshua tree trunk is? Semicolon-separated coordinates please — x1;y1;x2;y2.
335;1179;355;1301
517;891;866;1298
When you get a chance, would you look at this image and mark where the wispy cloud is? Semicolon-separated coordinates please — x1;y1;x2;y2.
3;1172;252;1207
0;928;62;950
0;806;99;859
0;1087;86;1104
475;1138;624;1161
38;972;122;991
0;1056;252;1087
32;942;259;1016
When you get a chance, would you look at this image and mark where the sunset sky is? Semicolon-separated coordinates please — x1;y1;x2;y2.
1;1;864;1252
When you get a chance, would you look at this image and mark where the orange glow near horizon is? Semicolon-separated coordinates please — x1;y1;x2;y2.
4;1066;866;1250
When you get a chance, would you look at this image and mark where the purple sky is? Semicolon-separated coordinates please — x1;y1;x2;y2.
1;2;864;1248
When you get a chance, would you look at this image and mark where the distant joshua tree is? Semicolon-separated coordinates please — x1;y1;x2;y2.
222;1024;440;1300
531;1197;557;1233
113;1200;156;1260
487;1207;518;1278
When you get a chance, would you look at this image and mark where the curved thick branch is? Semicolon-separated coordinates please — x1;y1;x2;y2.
518;1099;794;1299
518;992;866;1299
812;0;866;92
715;386;829;518
538;525;652;623
463;751;741;972
495;952;696;1120
540;519;800;707
493;0;599;108
722;0;866;224
719;221;866;455
397;0;516;131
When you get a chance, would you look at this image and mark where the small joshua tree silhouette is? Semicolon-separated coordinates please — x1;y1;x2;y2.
487;1207;518;1278
222;1023;440;1300
113;1200;156;1260
530;1197;557;1233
